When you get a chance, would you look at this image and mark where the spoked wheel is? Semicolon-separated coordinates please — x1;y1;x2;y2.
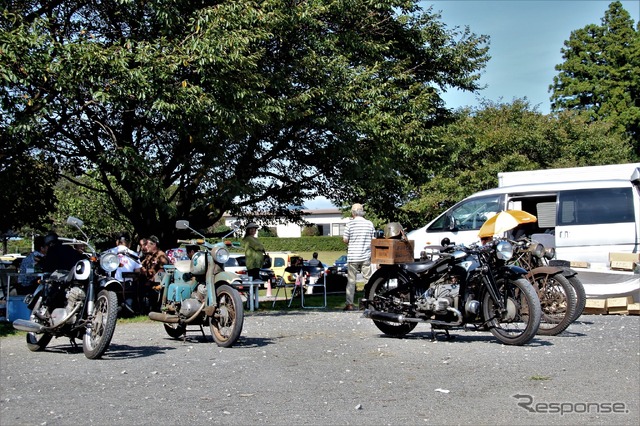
209;284;244;348
83;289;118;359
531;272;577;336
483;278;541;345
366;272;417;338
25;297;53;352
164;323;187;339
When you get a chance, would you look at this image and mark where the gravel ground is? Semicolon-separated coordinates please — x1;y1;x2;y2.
1;311;638;426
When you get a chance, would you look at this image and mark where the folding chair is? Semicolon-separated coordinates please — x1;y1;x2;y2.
272;266;300;308
301;265;327;309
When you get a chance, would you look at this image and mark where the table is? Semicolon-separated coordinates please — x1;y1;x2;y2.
231;278;263;312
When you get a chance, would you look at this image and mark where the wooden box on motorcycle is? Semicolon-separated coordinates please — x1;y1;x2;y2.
371;239;415;264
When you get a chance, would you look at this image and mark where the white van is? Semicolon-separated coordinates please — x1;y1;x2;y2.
406;163;640;301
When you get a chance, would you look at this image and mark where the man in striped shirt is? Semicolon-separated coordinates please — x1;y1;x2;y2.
342;203;375;311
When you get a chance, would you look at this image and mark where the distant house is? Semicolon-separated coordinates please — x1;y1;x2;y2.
224;207;349;237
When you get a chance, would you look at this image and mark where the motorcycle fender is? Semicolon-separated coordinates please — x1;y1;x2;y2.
214;271;240;286
527;266;563;278
502;264;528;279
363;265;403;298
101;278;123;292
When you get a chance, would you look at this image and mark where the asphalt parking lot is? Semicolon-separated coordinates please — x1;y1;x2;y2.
1;312;638;425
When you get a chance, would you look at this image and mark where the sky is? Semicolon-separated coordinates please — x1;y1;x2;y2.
305;0;640;210
425;0;639;113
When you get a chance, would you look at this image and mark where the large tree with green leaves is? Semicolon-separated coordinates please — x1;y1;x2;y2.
394;99;634;230
1;0;489;241
549;1;639;156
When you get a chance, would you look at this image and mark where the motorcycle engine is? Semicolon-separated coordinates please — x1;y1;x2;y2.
416;279;460;314
52;287;86;325
179;299;202;317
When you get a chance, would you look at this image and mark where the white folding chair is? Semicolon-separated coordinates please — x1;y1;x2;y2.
301;265;327;309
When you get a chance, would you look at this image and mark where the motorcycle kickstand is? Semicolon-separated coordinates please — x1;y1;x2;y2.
429;325;452;341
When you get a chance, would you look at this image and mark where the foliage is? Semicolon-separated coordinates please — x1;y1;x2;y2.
1;0;490;242
550;1;640;155
396;99;634;230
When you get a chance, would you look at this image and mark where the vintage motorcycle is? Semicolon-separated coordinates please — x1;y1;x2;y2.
148;220;244;348
510;236;586;326
13;217;123;359
361;237;542;346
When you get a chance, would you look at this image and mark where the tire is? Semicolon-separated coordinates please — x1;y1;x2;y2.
83;289;118;359
164;323;187;339
366;273;417;338
567;275;586;322
25;296;52;352
209;284;244;348
482;278;541;346
531;272;577;336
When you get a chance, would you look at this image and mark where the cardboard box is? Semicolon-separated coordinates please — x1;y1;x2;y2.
628;303;640;315
583;299;607;314
609;252;640;271
607;296;634;315
371;239;415;264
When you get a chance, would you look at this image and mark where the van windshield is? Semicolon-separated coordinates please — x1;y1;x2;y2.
428;195;502;232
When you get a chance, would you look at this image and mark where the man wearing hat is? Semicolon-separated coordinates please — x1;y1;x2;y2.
242;222;265;281
342;203;375;311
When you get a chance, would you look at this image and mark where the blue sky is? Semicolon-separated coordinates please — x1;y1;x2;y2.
425;0;639;113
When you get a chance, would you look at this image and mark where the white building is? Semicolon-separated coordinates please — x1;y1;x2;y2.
224;208;349;237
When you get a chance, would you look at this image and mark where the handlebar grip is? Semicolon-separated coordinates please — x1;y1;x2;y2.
176;239;193;244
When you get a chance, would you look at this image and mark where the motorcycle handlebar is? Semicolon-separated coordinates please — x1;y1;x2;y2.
176;239;205;245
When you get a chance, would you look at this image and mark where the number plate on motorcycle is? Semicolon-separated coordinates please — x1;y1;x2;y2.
387;278;398;289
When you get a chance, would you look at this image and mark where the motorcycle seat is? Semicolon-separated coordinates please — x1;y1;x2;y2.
404;260;437;275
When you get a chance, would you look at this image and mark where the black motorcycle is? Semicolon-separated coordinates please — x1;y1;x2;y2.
361;238;542;346
13;217;123;359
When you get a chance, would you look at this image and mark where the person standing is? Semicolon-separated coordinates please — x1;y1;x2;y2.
109;233;142;282
242;222;265;281
342;203;375;311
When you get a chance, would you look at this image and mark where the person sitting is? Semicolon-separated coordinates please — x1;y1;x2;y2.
307;252;323;268
40;232;85;273
186;245;200;260
108;233;142;282
17;235;48;294
140;235;169;311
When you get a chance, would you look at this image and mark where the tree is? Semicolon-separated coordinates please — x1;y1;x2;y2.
550;1;640;156
1;0;489;242
395;99;634;230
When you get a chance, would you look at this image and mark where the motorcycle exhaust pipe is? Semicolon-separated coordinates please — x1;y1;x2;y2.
148;311;180;323
363;309;421;323
13;319;47;333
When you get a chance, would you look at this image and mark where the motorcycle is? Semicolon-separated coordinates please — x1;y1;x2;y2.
148;220;244;348
510;236;586;326
360;237;542;346
13;217;123;359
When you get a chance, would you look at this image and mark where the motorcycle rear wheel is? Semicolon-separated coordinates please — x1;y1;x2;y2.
567;275;586;322
83;289;118;359
482;278;541;346
26;297;53;352
209;284;244;348
531;272;577;336
366;273;417;338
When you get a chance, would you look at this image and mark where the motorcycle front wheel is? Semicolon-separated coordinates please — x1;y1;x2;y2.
531;272;577;336
482;278;541;346
366;273;417;338
83;289;118;359
209;284;244;348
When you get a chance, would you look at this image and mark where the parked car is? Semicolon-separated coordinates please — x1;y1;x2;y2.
328;254;347;275
224;254;276;289
268;251;303;284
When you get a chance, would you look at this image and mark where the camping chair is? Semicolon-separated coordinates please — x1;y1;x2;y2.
300;265;327;309
272;266;300;308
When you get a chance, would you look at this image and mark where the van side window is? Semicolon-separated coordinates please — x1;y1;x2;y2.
558;188;634;225
428;195;502;231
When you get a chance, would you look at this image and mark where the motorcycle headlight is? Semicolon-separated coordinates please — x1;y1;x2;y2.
544;247;556;260
496;240;513;261
212;246;230;264
529;242;545;259
100;252;120;272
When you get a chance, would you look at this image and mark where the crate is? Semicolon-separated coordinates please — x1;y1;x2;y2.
607;296;634;315
628;303;640;315
371;239;415;264
609;252;640;271
583;299;607;314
